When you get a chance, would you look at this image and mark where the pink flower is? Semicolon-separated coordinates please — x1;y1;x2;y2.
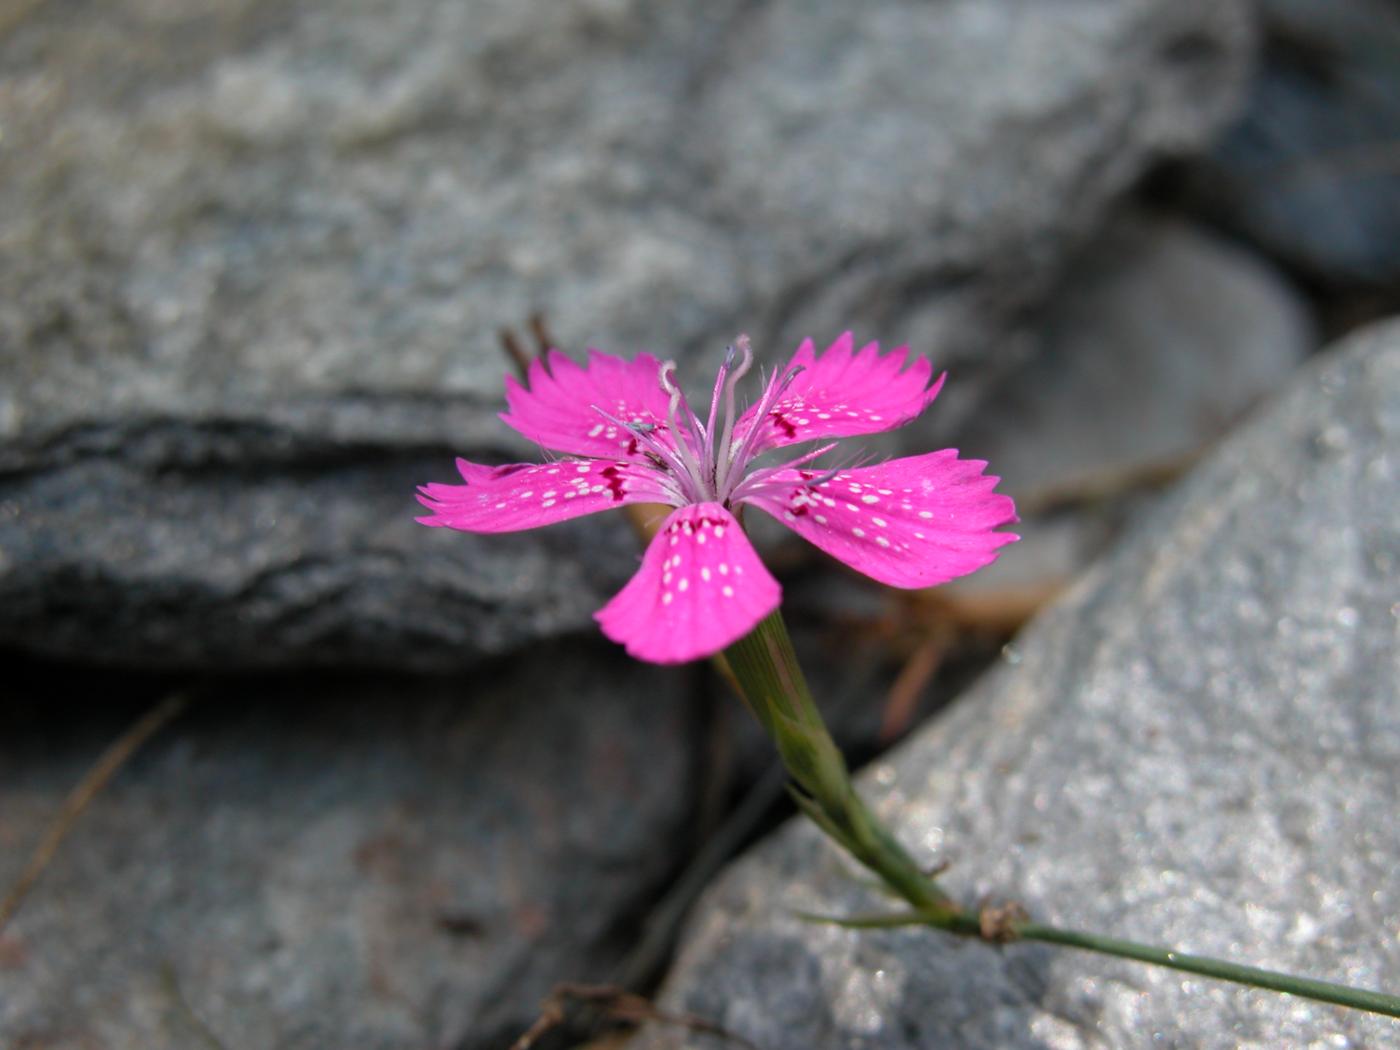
417;334;1017;664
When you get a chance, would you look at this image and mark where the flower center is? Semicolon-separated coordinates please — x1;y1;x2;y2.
590;337;819;508
651;336;811;506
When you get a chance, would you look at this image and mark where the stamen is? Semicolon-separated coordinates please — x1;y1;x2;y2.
659;362;711;500
728;442;840;503
718;361;805;502
703;341;739;468
712;335;754;498
590;404;700;500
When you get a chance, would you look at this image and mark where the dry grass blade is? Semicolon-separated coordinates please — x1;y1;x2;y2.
0;692;190;933
879;635;944;744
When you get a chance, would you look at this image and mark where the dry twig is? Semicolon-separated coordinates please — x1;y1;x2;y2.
0;692;190;933
509;982;758;1050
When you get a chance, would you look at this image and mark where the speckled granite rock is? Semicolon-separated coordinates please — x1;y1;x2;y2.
640;320;1400;1048
0;0;1252;668
0;643;693;1050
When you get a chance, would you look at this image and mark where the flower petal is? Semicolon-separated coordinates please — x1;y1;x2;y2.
735;333;945;454
416;457;673;533
595;503;781;664
742;451;1017;588
500;348;676;459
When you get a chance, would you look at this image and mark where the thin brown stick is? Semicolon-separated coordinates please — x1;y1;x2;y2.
879;635;944;744
527;311;557;356
499;311;560;382
1013;451;1201;517
508;982;758;1050
498;327;534;380
0;692;190;933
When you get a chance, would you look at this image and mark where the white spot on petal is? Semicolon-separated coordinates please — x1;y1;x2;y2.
678;578;689;592
722;585;734;598
918;511;933;519
700;567;711;581
852;527;865;538
861;494;879;504
662;592;673;605
876;536;891;548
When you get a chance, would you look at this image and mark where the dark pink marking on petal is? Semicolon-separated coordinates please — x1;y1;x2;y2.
415;457;671;533
500;348;676;460
734;333;945;454
594;503;781;664
742;451;1017;588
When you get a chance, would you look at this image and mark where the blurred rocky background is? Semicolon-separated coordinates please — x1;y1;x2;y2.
1;1;1397;1047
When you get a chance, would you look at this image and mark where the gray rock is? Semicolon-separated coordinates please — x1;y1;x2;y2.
0;0;1253;668
642;320;1400;1047
0;643;695;1050
1191;0;1400;285
0;399;639;669
952;215;1314;596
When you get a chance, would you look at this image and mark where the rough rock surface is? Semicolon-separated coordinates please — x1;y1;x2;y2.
0;0;1253;668
951;215;1314;596
0;643;694;1050
641;320;1400;1048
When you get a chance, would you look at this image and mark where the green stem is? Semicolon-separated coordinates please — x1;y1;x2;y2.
723;609;1400;1021
1020;923;1400;1017
810;910;1400;1019
723;610;955;917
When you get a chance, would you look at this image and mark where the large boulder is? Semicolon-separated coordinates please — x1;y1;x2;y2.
950;214;1314;597
641;319;1400;1047
0;643;694;1049
0;0;1253;668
